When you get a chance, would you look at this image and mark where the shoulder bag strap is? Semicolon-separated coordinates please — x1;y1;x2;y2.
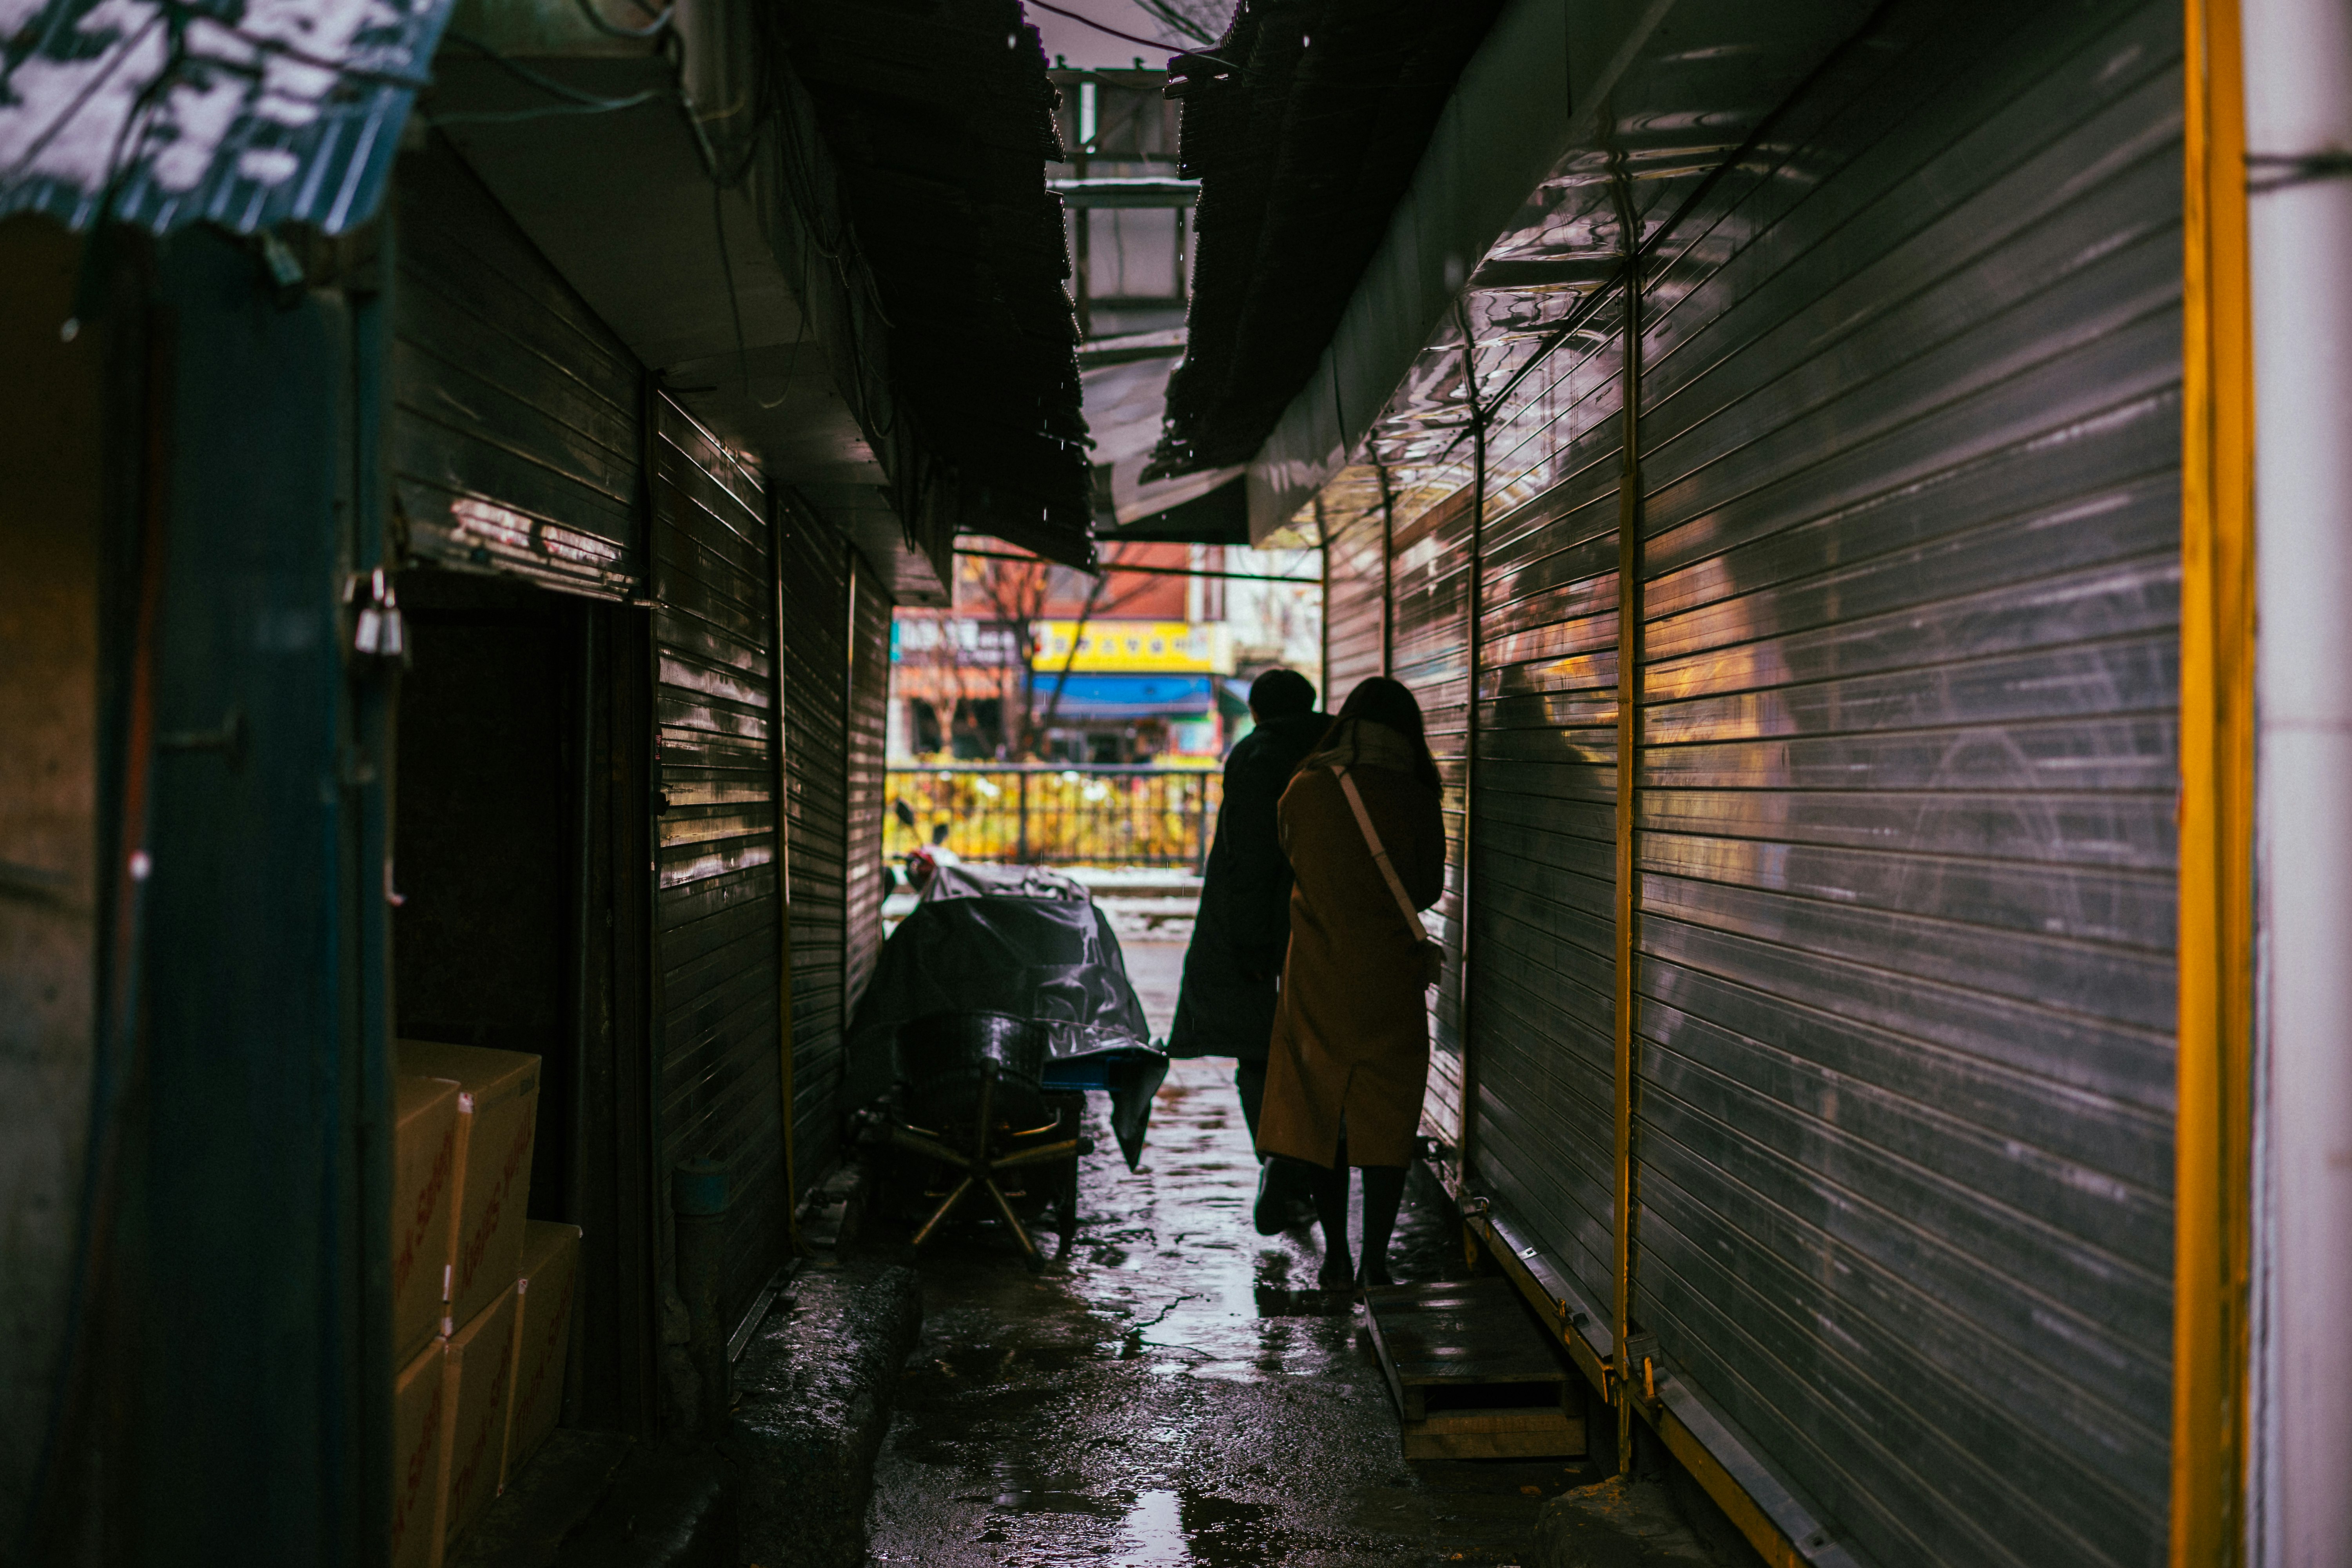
1330;765;1427;945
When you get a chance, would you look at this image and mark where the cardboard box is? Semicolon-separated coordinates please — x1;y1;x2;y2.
392;1075;460;1364
391;1339;446;1568
500;1220;583;1490
434;1287;518;1552
397;1041;539;1332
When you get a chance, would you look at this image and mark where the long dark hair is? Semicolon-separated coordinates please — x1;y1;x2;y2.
1308;677;1442;792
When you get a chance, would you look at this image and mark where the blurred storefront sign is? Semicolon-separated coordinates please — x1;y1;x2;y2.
1031;620;1231;674
893;618;1023;664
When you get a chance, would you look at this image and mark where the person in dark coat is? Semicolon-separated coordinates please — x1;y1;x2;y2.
1257;677;1446;1291
1168;668;1328;1230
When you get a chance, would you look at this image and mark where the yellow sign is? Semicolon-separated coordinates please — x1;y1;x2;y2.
1031;621;1232;674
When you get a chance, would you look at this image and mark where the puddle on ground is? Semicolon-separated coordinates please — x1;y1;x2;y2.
865;1045;1576;1568
1115;1488;1295;1567
1116;1490;1187;1565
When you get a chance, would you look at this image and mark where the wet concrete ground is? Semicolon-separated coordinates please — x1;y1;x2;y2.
1120;938;1187;1045
862;944;1607;1567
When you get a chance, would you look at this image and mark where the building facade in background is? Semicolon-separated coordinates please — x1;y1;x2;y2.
891;544;1248;767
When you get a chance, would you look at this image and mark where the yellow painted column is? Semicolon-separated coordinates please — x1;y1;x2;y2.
2173;0;2256;1558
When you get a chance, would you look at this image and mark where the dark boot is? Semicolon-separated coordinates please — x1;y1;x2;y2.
1306;1159;1353;1290
1358;1164;1407;1289
1253;1157;1307;1236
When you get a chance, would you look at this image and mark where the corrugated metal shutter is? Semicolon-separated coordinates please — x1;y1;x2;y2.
844;564;892;1012
1469;284;1630;1316
1622;2;2180;1563
392;139;642;597
1387;480;1476;1149
777;500;851;1190
1322;499;1387;696
648;396;787;1328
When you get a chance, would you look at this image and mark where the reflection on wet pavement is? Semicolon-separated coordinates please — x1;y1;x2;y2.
864;1009;1602;1568
1116;938;1187;1046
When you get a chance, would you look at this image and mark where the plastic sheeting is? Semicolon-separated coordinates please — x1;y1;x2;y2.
845;863;1168;1166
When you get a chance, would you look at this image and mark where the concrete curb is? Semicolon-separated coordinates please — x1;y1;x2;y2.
557;1442;737;1568
728;1261;925;1568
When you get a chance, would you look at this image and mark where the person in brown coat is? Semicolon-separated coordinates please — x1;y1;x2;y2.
1256;677;1446;1291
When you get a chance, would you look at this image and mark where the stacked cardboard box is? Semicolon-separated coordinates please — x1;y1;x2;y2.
503;1220;583;1487
391;1338;447;1568
387;1043;590;1560
391;1072;459;1568
391;1041;555;1566
437;1284;518;1548
393;1076;459;1363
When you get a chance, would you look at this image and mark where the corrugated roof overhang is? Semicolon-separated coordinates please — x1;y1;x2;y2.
773;0;1095;571
1147;0;1506;497
1169;0;1887;541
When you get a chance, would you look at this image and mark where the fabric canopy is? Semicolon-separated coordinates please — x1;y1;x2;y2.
1035;673;1214;720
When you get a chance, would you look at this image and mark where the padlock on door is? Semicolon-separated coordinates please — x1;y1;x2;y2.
350;568;407;661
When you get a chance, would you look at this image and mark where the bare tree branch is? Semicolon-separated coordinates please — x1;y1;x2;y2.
1131;0;1227;47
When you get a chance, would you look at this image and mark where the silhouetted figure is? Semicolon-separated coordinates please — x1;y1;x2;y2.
1256;678;1446;1292
1168;669;1327;1232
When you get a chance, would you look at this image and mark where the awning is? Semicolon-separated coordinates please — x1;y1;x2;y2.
777;1;1096;570
1034;673;1214;721
1152;0;1508;479
1081;330;1246;540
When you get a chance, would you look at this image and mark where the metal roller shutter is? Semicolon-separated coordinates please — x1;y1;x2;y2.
1387;480;1476;1150
844;564;892;1012
1468;282;1630;1316
1322;499;1387;696
648;395;788;1328
1622;2;2181;1562
392;138;642;597
777;501;851;1191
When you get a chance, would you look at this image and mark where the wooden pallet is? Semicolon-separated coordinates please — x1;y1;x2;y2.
1365;1278;1587;1459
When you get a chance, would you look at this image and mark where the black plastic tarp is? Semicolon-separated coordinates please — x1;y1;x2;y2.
844;864;1168;1166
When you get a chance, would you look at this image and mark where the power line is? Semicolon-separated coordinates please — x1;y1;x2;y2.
1025;0;1249;74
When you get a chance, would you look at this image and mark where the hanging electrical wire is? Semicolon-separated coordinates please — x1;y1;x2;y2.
570;0;673;41
436;27;667;111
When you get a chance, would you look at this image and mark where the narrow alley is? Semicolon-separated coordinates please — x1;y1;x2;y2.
847;947;1744;1568
880;1062;1518;1565
7;0;2345;1563
870;1056;1563;1568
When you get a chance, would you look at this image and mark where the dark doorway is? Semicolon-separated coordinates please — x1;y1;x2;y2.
393;566;657;1432
394;570;577;1195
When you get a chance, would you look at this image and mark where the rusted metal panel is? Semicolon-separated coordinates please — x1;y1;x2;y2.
1387;478;1475;1149
1303;0;2180;1557
1465;281;1628;1317
391;137;642;598
1323;498;1387;695
1622;1;2182;1563
0;218;104;1551
843;566;891;1014
650;396;785;1330
134;226;383;1559
777;497;850;1193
